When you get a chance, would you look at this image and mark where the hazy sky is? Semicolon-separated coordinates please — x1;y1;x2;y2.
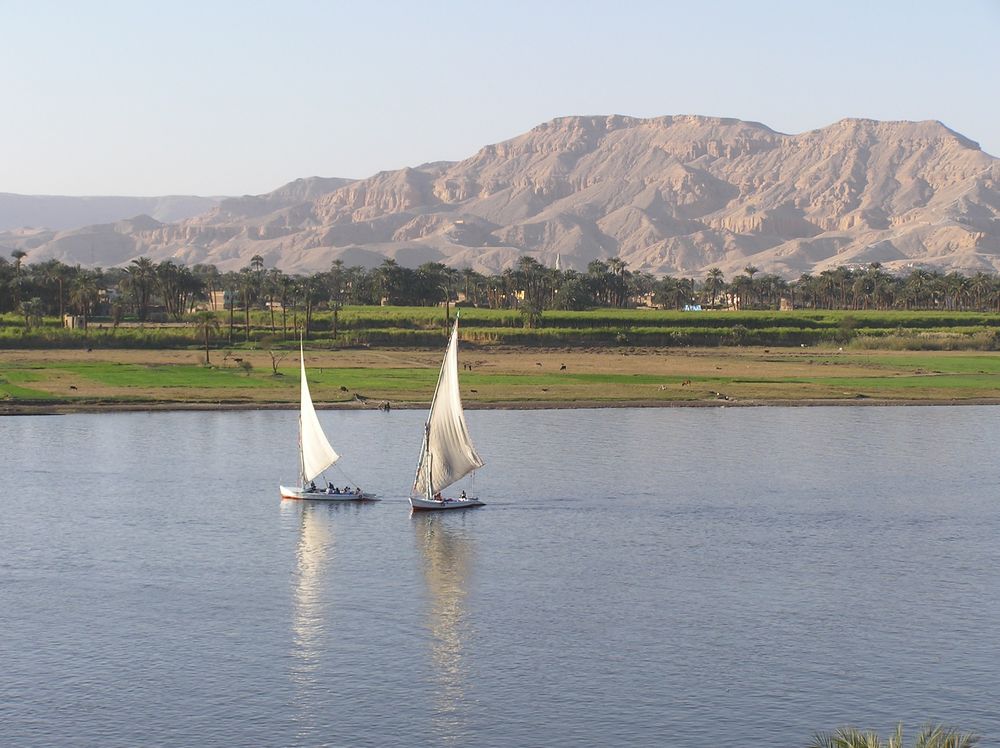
2;0;998;197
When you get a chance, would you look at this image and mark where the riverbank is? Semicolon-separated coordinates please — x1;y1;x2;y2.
2;345;1000;414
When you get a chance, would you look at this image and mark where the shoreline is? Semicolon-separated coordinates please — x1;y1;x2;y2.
4;397;1000;415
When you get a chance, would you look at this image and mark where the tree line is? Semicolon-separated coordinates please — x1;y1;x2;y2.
4;251;1000;333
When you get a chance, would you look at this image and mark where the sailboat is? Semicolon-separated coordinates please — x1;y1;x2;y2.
279;342;377;501
410;316;485;510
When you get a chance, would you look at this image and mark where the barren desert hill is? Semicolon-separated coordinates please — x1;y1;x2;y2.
4;115;998;279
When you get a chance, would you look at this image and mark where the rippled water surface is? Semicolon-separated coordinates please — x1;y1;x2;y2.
2;406;999;747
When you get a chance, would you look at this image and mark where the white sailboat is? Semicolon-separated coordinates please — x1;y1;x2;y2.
279;342;377;501
410;317;485;511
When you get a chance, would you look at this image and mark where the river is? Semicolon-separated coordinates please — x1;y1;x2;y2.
1;406;998;746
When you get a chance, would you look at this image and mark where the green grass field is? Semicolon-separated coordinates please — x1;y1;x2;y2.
3;345;1000;411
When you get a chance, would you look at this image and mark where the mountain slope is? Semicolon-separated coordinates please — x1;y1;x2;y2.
5;116;998;278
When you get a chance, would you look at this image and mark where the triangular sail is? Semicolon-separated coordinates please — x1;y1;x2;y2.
414;319;484;497
299;344;339;484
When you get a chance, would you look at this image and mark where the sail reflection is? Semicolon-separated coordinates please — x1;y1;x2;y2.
286;501;334;742
413;512;475;742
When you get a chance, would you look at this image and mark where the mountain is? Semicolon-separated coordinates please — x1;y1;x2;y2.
0;193;220;232
3;117;998;278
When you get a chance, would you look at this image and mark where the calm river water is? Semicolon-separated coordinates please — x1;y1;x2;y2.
1;406;998;747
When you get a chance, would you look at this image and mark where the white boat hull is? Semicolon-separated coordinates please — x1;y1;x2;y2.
409;496;485;511
280;485;378;501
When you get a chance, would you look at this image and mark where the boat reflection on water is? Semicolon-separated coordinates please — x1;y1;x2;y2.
285;501;334;743
412;512;476;742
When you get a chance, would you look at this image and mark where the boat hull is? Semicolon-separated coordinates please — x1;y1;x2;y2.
280;485;378;501
409;496;485;511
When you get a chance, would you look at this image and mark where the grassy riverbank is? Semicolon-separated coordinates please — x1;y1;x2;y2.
3;345;1000;413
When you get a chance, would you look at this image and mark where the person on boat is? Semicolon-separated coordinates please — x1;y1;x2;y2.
434;491;443;500
354;487;362;495
327;485;335;494
460;490;467;499
333;486;340;494
309;481;317;492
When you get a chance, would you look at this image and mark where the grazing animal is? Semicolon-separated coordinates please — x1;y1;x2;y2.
354;393;368;403
559;363;566;370
535;362;542;366
541;388;548;392
69;385;78;390
470;389;478;393
681;379;691;387
339;385;348;392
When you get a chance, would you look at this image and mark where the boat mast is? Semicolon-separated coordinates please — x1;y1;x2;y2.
413;318;457;499
298;335;307;488
424;423;433;499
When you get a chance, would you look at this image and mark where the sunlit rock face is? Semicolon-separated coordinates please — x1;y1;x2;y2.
6;116;998;278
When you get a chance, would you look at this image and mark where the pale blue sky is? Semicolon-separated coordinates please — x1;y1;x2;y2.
2;0;997;196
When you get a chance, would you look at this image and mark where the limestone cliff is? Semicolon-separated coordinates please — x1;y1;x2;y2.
5;116;998;278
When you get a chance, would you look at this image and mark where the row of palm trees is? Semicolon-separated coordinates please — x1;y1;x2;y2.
4;253;1000;329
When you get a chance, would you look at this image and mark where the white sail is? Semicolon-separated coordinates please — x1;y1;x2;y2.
414;319;484;497
298;344;339;484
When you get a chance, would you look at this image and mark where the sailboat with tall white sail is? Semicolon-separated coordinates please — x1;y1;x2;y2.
280;342;377;501
410;317;485;511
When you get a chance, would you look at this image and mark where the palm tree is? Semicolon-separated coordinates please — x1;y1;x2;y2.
705;268;724;307
40;260;69;320
250;254;266;314
276;273;295;338
375;258;401;305
329;260;345;337
442;265;460;324
190;310;221;364
607;257;629;307
729;274;753;310
238;268;255;342
19;297;44;329
808;723;978;748
741;265;759;308
11;249;27;275
69;272;99;330
461;266;481;306
192;263;222;310
123;257;156;321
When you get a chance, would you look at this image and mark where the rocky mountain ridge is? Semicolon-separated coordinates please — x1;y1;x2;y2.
3;115;998;278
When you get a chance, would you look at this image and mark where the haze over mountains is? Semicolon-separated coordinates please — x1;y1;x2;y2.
3;115;999;279
0;194;219;232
